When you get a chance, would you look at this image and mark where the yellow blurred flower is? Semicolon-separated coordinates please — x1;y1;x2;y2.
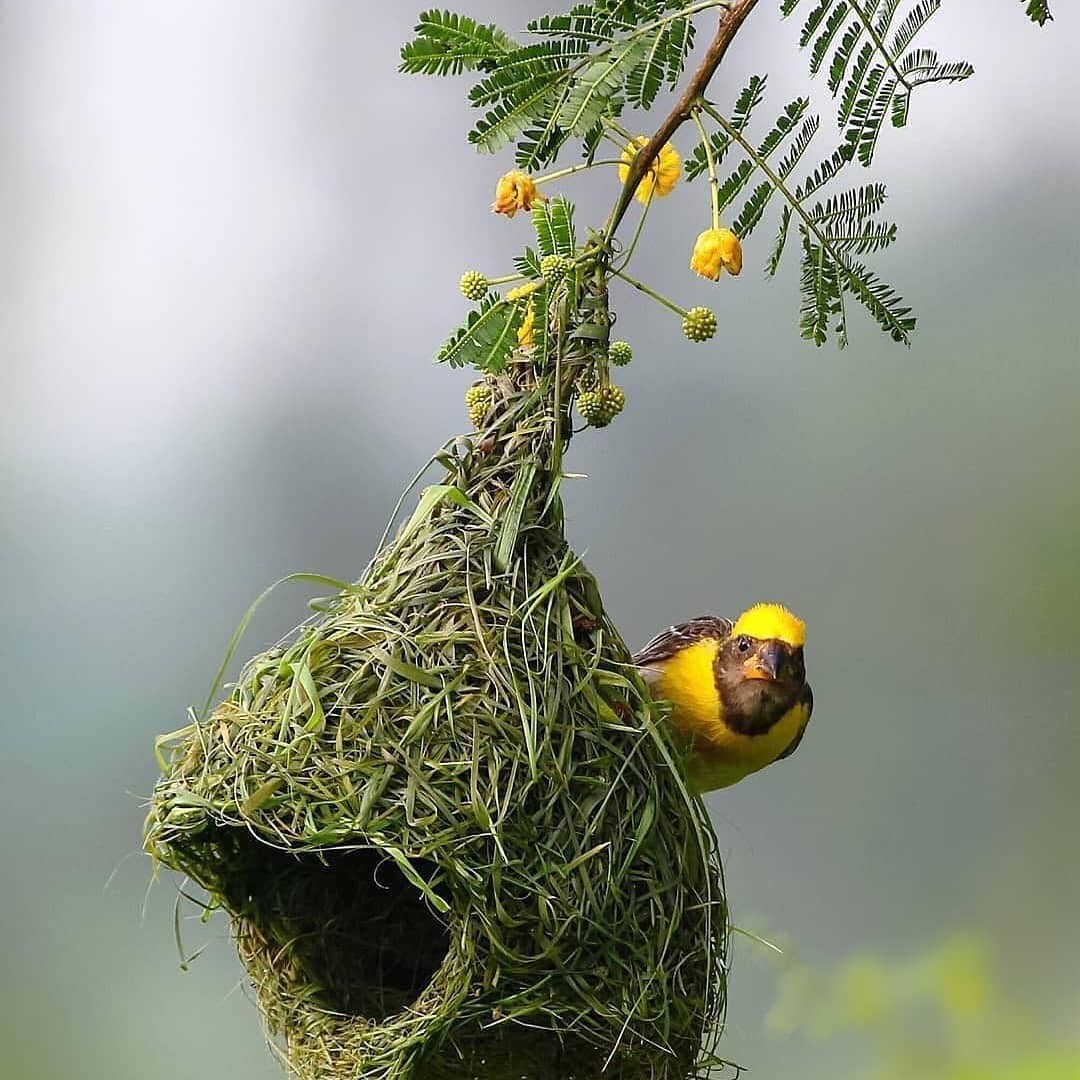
517;299;536;348
690;227;743;280
506;281;541;302
492;170;544;217
618;137;681;205
933;937;990;1022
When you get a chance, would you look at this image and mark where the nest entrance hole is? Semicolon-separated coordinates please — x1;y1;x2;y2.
219;834;450;1022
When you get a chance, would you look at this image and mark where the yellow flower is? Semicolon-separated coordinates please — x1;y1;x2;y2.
492;170;544;217
506;281;541;303
689;227;743;280
517;299;536;348
618;137;681;205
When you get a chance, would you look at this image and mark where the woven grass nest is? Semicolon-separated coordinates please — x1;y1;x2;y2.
145;270;729;1079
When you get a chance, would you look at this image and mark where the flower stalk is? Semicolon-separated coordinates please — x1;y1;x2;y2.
692;106;721;231
611;268;687;318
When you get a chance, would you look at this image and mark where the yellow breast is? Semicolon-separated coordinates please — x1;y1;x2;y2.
649;640;810;792
686;698;810;791
650;639;726;745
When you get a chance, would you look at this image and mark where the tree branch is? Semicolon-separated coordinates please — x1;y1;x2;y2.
606;0;763;240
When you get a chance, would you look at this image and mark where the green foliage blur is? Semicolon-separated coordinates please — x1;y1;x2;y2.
763;935;1080;1080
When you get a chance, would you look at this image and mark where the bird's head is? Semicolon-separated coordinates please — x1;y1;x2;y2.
717;603;807;712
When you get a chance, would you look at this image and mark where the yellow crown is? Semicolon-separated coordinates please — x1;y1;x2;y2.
732;603;806;648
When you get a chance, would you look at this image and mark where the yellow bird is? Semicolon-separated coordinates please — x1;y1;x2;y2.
633;603;812;792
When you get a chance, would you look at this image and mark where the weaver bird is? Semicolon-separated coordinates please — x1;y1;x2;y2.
634;603;812;792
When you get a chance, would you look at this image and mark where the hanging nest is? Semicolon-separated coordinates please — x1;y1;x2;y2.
145;254;729;1079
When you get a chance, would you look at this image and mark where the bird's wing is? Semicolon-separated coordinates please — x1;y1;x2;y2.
775;683;814;761
632;615;733;667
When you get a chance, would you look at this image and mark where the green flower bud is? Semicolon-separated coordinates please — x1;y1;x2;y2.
682;306;718;342
465;383;493;428
459;271;489;302
539;254;572;283
577;384;626;428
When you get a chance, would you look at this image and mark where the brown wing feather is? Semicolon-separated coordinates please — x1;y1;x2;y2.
632;615;733;667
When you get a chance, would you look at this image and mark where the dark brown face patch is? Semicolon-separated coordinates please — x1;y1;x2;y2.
714;637;808;735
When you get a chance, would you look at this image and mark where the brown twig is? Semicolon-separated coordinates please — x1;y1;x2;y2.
606;0;762;240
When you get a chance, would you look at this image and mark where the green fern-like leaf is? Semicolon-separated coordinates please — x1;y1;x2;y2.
734;113;820;240
467;41;587;107
783;0;973;164
626;26;668;108
718;97;813;233
715;160;756;211
827;218;897;254
625;17;696;108
847;67;897;164
838;40;876;126
663;15;696;87
529;2;687;43
514;247;545;280
685;74;768;180
407;3;716;168
800;0;842;50
515;124;565;171
528;8;632;42
533;197;577;259
730;74;770;133
797;145;854;199
890;0;940;57
897;48;975;87
799;232;843;346
777;116;822;178
813;184;898;255
438;295;523;371
470;86;562;155
758;97;812;158
400;11;515;75
580;119;607;162
797;228;913;347
697;95;814;226
810;182;886;225
1022;0;1052;25
404;2;990;350
810;2;851;74
827;15;866;93
873;0;903;35
765;148;855;274
558;37;649;134
768;206;795;276
733;180;776;237
837;252;915;343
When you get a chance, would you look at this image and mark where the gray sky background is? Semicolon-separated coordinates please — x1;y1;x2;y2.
1;4;1077;1078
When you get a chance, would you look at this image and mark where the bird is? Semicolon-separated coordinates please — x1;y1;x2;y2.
633;603;812;793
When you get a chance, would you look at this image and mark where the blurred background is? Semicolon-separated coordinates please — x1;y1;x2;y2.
1;2;1077;1077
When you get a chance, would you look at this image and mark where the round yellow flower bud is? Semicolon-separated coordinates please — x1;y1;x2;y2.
689;227;743;281
618;137;681;206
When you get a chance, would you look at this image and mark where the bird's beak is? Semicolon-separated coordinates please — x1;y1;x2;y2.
743;641;783;681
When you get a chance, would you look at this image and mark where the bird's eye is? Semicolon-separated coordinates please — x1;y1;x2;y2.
737;636;751;653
